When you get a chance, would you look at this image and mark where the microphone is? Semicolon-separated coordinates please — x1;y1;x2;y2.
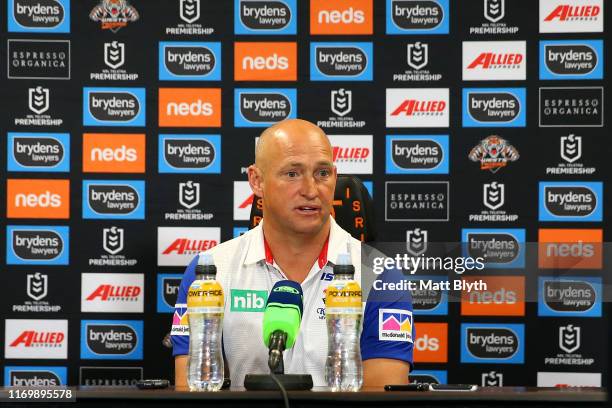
262;280;303;372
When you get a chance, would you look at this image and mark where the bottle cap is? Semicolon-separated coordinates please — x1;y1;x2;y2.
333;252;355;275
195;252;217;276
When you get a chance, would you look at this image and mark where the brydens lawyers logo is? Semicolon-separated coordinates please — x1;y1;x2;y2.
5;319;68;359
386;88;449;128
81;273;144;313
386;0;449;34
234;181;254;221
328;135;373;174
157;274;183;313
7;179;69;219
4;366;67;387
538;229;602;269
540;40;603;80
379;309;413;342
8;0;70;33
80;320;143;360
414;323;447;363
157;227;220;266
539;0;603;33
235;42;297;81
386;135;449;174
469;135;519;173
159;42;221;81
539;182;602;222
82;180;145;220
310;42;372;81
6;225;69;265
236;0;296;34
83;133;145;174
461;276;525;317
538;276;601;317
460;323;524;364
235;88;297;127
83;87;145;127
8;132;70;172
462;41;526;81
158;88;221;127
310;0;373;35
158;134;221;173
462;228;525;268
8;39;70;80
89;0;139;32
462;88;526;127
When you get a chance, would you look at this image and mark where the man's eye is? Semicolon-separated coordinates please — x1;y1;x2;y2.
287;171;298;177
318;169;331;177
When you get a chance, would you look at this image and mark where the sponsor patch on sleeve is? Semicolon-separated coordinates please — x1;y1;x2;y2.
379;308;413;342
171;303;189;336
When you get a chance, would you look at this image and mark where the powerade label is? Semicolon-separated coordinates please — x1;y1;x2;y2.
8;0;70;33
540;40;603;80
234;88;297;127
386;0;449;34
462;88;526;127
326;280;362;314
187;279;224;314
159;42;222;81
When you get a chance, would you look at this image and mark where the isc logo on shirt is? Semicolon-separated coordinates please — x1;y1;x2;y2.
462;41;526;81
234;42;297;81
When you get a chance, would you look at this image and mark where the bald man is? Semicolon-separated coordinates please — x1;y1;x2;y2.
171;119;413;389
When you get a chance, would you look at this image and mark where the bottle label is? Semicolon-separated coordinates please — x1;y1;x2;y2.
326;280;362;315
187;279;224;314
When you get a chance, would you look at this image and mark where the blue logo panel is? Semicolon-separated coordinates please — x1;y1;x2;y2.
83;87;146;127
462;88;526;127
80;320;144;360
6;225;69;265
4;366;67;386
386;135;449;174
8;0;70;33
234;88;297;127
157;274;183;313
539;182;603;222
410;370;447;384
82;180;145;220
407;276;448;315
460;323;525;364
310;42;373;81
386;0;449;34
158;134;221;174
233;227;248;238
7;132;70;172
540;40;603;80
363;181;373;198
234;0;297;35
159;42;222;81
538;277;602;317
461;229;525;269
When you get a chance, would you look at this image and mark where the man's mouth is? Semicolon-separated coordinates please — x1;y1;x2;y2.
295;206;321;214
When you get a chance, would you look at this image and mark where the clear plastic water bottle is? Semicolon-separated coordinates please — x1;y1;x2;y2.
187;253;225;392
325;253;363;392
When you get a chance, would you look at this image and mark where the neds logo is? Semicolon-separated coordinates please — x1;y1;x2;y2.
463;88;525;127
84;88;146;126
8;133;69;172
159;135;220;173
83;133;145;174
9;0;69;33
83;180;144;219
7;179;69;219
159;42;221;80
310;0;373;35
82;321;143;359
235;42;297;81
387;0;448;34
158;88;221;127
538;229;602;269
238;0;293;32
311;43;372;80
540;40;602;79
235;89;296;127
386;135;449;174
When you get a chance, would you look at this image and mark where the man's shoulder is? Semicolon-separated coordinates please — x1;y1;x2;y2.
205;226;259;266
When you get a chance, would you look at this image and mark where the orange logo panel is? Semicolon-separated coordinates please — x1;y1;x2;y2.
413;322;447;363
310;0;373;35
83;133;145;173
158;88;221;127
539;229;602;269
7;179;70;219
234;42;297;81
461;276;525;316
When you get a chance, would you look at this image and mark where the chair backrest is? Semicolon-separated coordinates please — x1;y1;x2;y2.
248;174;376;242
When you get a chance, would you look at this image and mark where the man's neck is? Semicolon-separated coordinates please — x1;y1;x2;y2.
262;219;331;284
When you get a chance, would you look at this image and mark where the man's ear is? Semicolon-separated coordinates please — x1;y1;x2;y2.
247;165;264;198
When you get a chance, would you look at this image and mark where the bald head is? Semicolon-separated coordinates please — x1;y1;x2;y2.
255;119;332;173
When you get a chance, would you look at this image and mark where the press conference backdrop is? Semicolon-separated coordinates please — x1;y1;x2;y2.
0;0;609;389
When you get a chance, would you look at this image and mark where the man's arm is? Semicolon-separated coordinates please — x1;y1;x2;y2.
175;355;188;389
363;358;410;387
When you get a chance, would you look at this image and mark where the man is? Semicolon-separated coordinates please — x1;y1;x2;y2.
171;119;413;388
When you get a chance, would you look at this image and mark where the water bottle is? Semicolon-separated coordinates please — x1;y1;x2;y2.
187;253;225;391
325;253;363;391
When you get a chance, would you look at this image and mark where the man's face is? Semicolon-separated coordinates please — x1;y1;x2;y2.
258;133;336;236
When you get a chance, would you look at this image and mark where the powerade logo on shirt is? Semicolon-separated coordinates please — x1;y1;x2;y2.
157;274;183;313
158;134;221;174
230;289;268;312
4;366;67;387
379;309;413;342
159;42;221;81
462;229;525;269
539;40;603;80
8;0;70;33
462;88;526;127
234;88;297;127
461;323;524;364
81;320;143;360
82;180;145;220
410;370;447;385
386;0;449;34
235;0;296;34
310;42;373;81
8;132;70;172
83;88;146;127
539;182;602;222
6;225;69;265
386;135;448;174
538;277;601;317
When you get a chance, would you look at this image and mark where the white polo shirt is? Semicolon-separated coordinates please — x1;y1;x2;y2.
171;217;414;387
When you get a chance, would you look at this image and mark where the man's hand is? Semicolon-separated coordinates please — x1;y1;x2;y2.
363;359;410;388
175;355;188;389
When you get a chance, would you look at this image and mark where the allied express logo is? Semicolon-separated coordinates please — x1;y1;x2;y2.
83;133;145;173
235;42;297;81
7;179;69;219
158;88;221;127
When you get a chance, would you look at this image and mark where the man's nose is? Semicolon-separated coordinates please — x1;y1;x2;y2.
300;175;318;199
